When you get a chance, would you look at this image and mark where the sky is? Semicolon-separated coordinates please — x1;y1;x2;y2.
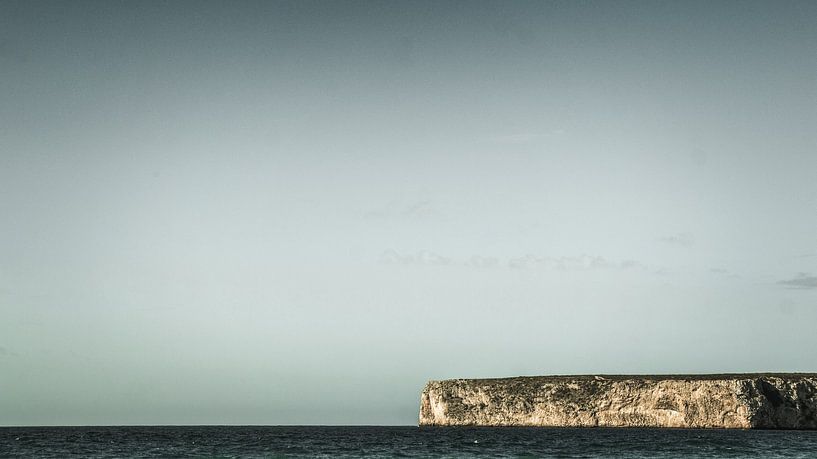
1;0;816;426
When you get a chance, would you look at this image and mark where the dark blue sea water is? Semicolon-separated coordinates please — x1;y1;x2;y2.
1;426;816;458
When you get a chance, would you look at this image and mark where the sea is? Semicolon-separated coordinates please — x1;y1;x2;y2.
1;426;816;458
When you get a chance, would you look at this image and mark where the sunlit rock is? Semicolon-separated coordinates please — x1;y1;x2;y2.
419;374;817;429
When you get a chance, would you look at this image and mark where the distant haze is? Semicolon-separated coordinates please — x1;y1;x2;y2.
1;0;815;425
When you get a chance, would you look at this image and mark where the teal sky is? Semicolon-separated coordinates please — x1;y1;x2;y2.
1;0;816;425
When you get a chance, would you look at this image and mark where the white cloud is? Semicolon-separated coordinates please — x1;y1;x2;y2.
466;255;500;268
379;251;649;272
659;232;695;248
379;250;451;266
508;254;647;271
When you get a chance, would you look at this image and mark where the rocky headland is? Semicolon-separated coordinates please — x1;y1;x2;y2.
419;374;817;429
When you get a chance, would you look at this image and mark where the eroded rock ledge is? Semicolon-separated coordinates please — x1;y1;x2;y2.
419;374;817;429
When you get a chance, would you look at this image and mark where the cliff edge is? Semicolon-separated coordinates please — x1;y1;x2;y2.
419;374;817;429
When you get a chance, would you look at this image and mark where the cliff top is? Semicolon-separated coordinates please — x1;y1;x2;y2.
429;373;817;385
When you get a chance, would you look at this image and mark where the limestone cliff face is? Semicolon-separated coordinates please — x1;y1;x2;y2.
419;374;817;429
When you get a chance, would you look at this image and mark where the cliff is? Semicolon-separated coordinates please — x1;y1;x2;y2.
419;374;817;429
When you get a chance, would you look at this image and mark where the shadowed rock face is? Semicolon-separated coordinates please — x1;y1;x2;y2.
419;374;817;429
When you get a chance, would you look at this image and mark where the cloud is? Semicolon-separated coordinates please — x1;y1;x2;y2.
466;255;500;268
402;200;438;219
660;232;695;248
507;254;647;271
620;259;646;270
778;273;817;289
379;251;652;273
379;249;451;266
